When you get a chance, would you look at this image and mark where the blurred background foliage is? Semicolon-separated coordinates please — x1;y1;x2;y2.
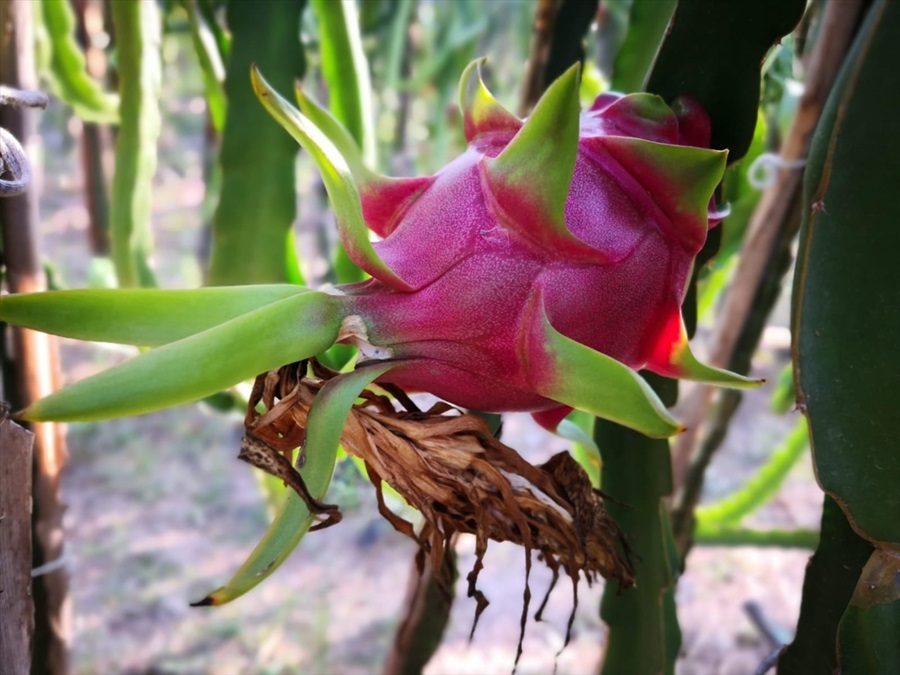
1;0;897;673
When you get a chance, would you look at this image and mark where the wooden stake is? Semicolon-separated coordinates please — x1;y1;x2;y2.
1;2;70;672
0;416;34;675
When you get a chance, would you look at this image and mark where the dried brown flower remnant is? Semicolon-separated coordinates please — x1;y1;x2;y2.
234;362;335;529
241;362;635;660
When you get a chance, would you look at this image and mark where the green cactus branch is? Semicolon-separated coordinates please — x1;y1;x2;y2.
36;0;118;124
669;0;867;556
693;525;818;550
109;0;161;288
693;419;808;529
207;0;306;285
182;0;226;133
646;0;806;158
778;496;873;675
792;0;900;546
597;381;681;675
611;0;676;93
836;549;900;673
786;0;900;670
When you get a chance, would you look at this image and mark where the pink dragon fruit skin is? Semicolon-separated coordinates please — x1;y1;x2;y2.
335;64;730;416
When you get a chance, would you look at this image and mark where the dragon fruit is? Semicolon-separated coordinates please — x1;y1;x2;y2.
341;62;736;421
0;59;759;437
0;60;765;620
258;58;760;436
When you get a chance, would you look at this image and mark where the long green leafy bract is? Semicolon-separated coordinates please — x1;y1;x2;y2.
251;66;413;291
19;291;344;422
530;301;682;438
0;285;311;347
195;361;398;606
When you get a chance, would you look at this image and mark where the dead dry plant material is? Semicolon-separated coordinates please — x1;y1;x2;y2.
238;361;635;661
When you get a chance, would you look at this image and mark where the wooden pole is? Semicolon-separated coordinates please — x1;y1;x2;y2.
0;416;34;675
0;2;70;672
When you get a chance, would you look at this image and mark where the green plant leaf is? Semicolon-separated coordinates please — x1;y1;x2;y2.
0;285;310;347
18;292;343;422
792;0;900;545
207;0;306;285
109;0;161;288
252;66;413;291
36;0;119;124
646;0;805;159
193;362;397;605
